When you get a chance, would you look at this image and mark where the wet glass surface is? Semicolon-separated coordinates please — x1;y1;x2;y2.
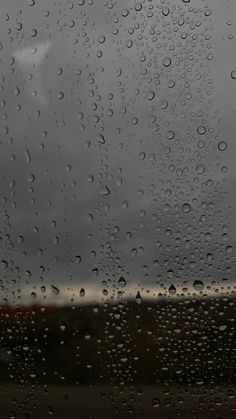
0;0;235;417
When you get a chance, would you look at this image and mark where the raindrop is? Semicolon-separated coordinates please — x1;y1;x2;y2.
138;152;146;160
152;397;160;407
197;125;206;135
57;91;64;100
135;3;142;12
51;285;59;295
118;277;126;288
219;325;227;331
162;7;170;16
163;57;172;67
80;288;85;297
60;323;67;332
169;284;176;295
28;174;35;183
0;260;8;269
193;280;204;291
230;69;236;79
218;141;227;151
97;133;105;144
76;255;81;263
136;291;142;304
146;90;155;100
24;149;31;163
182;203;191;213
98;35;106;44
166;130;175;140
47;405;54;415
195;164;205;174
99;185;110;196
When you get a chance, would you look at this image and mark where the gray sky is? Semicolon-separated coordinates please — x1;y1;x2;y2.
0;0;235;306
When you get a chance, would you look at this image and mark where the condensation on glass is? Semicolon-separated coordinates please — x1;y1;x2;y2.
0;0;235;418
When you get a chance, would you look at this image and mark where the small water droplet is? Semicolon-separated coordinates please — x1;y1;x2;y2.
98;35;106;44
197;125;206;135
60;323;67;332
51;285;59;295
166;130;175;140
152;397;160;407
231;69;236;79
218;141;227;151
57;91;64;100
182;203;191;213
163;57;172;67
47;405;54;415
0;260;8;269
169;284;176;295
146;90;155;100
118;277;126;287
100;185;110;196
136;291;142;304
24;149;31;163
80;288;85;297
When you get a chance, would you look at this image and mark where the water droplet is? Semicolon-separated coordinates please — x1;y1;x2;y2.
169;284;176;295
147;90;155;100
0;260;8;269
80;288;85;297
138;152;146;160
152;397;160;407
51;285;59;295
118;277;126;287
97;133;105;144
60;323;67;332
193;280;204;291
100;185;110;196
163;57;172;67
47;405;54;415
57;91;64;100
219;325;227;331
24;149;31;163
162;7;170;16
135;3;142;12
98;35;106;44
166;130;175;140
28;174;35;183
231;69;236;79
218;141;227;151
136;291;142;304
204;9;212;17
182;203;191;213
76;255;81;263
197;125;206;135
195;164;205;174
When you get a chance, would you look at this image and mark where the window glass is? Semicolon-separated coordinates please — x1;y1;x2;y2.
0;0;235;417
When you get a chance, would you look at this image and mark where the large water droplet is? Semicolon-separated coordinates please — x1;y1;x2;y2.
193;280;204;291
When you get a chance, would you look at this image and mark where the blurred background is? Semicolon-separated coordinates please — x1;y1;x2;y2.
0;0;235;417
